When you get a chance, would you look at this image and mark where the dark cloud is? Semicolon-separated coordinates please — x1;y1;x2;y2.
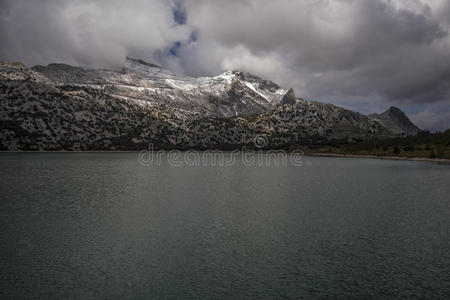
1;0;450;130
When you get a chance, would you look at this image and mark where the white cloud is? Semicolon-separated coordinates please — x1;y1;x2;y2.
0;0;190;67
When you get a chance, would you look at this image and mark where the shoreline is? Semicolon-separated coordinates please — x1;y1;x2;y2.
307;152;450;163
1;150;449;164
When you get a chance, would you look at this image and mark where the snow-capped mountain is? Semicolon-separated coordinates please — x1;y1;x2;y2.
32;57;286;118
0;58;420;151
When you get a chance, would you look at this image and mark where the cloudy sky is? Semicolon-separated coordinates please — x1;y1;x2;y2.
1;0;450;130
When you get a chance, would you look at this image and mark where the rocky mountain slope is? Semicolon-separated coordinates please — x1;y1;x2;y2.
0;58;420;151
369;106;421;136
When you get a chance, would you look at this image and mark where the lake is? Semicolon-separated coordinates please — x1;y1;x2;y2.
0;153;449;298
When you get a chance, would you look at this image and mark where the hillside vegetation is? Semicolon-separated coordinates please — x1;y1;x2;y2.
315;130;450;159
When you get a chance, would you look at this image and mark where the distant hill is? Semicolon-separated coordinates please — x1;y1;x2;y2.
369;106;421;136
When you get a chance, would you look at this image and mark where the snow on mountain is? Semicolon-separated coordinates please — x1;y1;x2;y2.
31;57;288;119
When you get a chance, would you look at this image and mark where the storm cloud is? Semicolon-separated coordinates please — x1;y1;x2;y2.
1;0;450;130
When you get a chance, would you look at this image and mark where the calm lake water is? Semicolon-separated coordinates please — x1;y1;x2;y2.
0;153;449;299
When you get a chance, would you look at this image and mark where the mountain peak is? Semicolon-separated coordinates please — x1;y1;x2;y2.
370;106;421;136
125;57;160;68
386;106;403;114
382;106;410;120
